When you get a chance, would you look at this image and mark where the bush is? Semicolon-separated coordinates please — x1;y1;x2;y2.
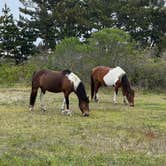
47;37;93;82
0;28;166;90
0;56;47;86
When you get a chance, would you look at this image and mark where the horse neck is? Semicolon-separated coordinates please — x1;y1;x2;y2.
75;82;88;103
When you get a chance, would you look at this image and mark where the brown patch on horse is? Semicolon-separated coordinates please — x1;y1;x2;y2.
91;66;110;86
91;66;110;100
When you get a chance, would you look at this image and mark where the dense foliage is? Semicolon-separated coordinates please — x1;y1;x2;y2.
0;4;36;64
0;1;166;89
0;28;166;90
18;0;166;53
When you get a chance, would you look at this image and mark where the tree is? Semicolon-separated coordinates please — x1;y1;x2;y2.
19;0;95;49
19;0;166;55
115;0;166;55
88;28;135;67
0;4;19;63
0;4;36;64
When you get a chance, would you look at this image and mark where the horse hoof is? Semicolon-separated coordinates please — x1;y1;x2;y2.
94;99;98;102
61;108;65;113
83;112;89;117
29;106;33;111
62;110;72;116
41;108;46;112
61;110;66;114
66;112;72;116
94;99;99;103
123;101;128;105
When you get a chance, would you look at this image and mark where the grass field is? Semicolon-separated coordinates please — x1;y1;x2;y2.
0;87;166;166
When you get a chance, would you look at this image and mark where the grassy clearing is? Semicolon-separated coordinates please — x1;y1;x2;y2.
0;87;166;166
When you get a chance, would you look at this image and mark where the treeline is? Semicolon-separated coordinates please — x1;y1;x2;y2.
0;0;166;89
0;0;166;63
0;29;166;90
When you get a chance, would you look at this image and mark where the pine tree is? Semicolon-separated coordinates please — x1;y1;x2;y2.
0;4;36;64
19;0;95;48
0;4;19;62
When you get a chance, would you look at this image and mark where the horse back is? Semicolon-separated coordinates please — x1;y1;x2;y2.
32;69;72;93
92;66;110;84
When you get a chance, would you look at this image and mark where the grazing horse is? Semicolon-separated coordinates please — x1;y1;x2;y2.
91;66;134;106
29;69;89;116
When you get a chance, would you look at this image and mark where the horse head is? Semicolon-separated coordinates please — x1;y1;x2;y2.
79;96;89;116
75;82;90;116
126;88;135;107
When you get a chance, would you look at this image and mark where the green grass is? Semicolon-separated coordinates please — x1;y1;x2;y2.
0;87;166;166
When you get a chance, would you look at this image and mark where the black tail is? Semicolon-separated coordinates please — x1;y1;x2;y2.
91;74;95;100
30;88;38;106
29;71;38;107
121;74;130;93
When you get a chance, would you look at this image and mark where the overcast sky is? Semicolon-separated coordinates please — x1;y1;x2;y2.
1;0;166;20
0;0;23;19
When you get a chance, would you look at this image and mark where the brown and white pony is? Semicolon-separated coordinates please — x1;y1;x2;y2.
91;66;135;106
29;69;89;116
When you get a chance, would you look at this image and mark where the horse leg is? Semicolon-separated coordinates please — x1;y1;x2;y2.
40;90;46;112
61;98;66;111
29;88;38;111
122;88;128;105
94;83;100;103
113;87;118;104
62;93;72;116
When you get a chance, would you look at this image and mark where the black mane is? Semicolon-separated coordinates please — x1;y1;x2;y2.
62;69;71;75
121;74;131;93
75;82;89;102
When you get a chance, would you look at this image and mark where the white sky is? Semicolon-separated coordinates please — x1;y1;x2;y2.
1;0;166;20
0;0;166;46
0;0;43;45
0;0;23;19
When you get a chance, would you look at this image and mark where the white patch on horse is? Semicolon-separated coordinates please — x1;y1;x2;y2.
67;72;81;90
40;91;46;111
113;91;117;104
123;96;128;104
61;98;66;111
29;105;33;111
103;66;126;86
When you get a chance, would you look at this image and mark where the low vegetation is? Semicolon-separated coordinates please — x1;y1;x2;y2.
0;87;165;165
0;29;166;90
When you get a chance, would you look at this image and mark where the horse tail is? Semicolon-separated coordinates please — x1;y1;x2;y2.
91;74;95;100
29;71;39;108
30;88;38;107
121;74;130;93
